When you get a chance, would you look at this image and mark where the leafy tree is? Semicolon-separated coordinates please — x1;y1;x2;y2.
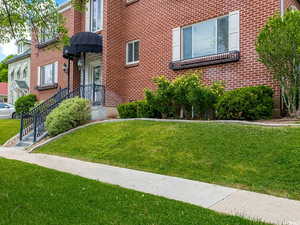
256;10;300;117
0;55;14;82
0;0;88;46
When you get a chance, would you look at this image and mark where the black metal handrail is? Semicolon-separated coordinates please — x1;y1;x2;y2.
19;84;105;142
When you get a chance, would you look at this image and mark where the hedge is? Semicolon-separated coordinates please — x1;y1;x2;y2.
216;86;274;120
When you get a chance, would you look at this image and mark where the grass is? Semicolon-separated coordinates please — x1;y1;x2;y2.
0;158;270;225
0;119;20;145
37;120;300;200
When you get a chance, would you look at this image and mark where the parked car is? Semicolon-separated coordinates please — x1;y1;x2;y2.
0;103;16;119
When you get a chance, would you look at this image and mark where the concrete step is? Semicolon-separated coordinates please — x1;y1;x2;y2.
16;141;33;147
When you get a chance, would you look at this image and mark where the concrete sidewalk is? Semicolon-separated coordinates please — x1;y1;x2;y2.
1;148;300;225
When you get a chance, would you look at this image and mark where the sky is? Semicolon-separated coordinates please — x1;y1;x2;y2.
0;0;69;62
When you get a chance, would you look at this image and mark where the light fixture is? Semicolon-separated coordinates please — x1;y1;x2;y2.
63;63;68;73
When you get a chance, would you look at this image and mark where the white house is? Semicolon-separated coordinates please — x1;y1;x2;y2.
7;40;31;104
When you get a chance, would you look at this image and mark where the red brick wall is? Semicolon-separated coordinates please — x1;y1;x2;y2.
30;7;84;102
31;0;295;107
103;0;281;104
102;0;126;106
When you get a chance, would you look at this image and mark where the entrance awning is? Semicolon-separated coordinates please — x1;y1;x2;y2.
63;32;103;59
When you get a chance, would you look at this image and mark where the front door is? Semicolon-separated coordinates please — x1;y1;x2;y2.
92;65;101;86
91;64;102;105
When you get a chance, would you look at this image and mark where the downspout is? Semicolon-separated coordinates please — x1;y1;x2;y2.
280;0;285;17
280;0;284;116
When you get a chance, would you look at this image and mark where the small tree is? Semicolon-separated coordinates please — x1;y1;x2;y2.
172;71;200;118
15;94;37;115
256;10;300;117
0;55;14;82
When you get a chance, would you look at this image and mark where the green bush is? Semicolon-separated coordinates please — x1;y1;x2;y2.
187;86;218;119
45;97;91;137
145;71;223;119
117;100;158;119
216;86;274;120
15;94;37;114
145;76;176;119
136;101;158;118
117;102;138;118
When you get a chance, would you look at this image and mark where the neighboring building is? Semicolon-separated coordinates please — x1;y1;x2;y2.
7;40;31;104
0;82;8;102
29;0;300;112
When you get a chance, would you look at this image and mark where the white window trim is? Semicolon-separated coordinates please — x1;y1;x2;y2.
126;40;140;65
90;0;104;33
38;62;58;87
180;14;229;61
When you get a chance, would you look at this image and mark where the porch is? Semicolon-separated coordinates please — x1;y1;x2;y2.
19;32;106;144
63;32;105;106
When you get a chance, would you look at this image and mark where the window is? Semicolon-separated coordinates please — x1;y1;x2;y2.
182;16;229;60
17;42;24;54
40;63;56;86
0;103;9;108
23;67;27;79
16;70;21;80
91;0;103;32
126;40;140;65
40;27;57;43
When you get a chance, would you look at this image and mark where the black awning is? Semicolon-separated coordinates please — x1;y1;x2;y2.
63;32;103;59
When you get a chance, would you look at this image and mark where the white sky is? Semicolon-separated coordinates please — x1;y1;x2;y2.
0;41;17;60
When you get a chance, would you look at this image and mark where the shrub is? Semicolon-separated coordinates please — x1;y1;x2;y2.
45;97;91;136
216;86;274;120
188;86;218;119
117;100;158;119
145;71;223;119
117;102;138;118
15;94;37;114
136;100;158;118
172;72;201;118
145;76;176;118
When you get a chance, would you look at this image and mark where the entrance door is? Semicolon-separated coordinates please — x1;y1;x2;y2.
92;65;102;105
92;65;101;86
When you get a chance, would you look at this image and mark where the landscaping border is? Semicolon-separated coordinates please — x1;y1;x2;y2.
3;133;19;147
28;118;300;153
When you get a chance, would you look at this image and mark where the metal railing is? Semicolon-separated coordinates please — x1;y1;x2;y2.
20;84;105;142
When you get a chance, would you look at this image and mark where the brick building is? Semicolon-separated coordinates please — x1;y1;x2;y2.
30;0;300;111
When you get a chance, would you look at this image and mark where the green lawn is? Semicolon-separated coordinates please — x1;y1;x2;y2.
36;120;300;200
0;119;20;145
0;158;269;225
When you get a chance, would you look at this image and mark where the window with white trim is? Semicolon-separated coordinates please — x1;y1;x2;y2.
23;67;27;79
16;70;21;80
17;42;24;54
182;16;229;60
172;11;240;63
90;0;103;32
126;40;140;65
40;63;56;86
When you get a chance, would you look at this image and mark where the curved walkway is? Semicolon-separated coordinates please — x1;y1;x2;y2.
0;148;300;225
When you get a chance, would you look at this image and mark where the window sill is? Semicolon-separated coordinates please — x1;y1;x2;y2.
36;83;58;91
92;29;103;34
36;38;59;49
169;51;240;70
125;62;139;68
125;0;139;6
